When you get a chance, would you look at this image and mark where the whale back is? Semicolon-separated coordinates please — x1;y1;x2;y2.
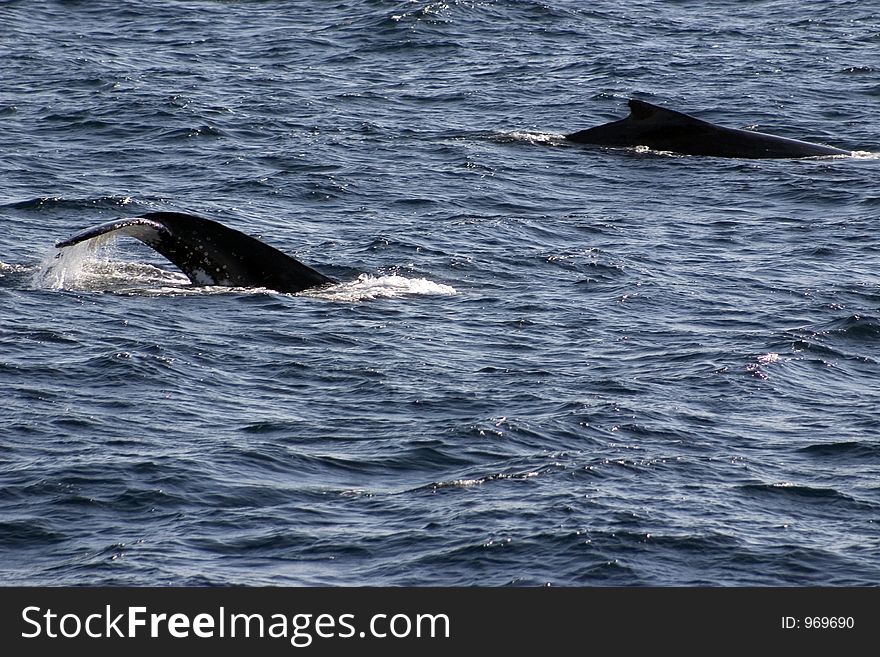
565;99;850;158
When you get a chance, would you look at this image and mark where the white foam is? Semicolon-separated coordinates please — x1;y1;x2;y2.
496;131;567;146
309;274;457;302
0;261;29;277
632;145;686;157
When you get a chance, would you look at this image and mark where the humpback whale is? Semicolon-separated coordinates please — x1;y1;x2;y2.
55;211;336;293
565;99;851;159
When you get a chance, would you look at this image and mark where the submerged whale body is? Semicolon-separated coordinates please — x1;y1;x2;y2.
55;211;336;293
565;99;851;159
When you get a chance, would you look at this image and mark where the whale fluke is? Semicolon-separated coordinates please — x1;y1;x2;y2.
56;211;336;293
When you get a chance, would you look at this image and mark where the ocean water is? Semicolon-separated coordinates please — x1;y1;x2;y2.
1;0;879;586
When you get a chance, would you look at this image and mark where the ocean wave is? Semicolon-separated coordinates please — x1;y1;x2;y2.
0;520;66;548
797;441;880;461
825;314;880;341
784;314;880;365
738;483;877;510
3;195;135;212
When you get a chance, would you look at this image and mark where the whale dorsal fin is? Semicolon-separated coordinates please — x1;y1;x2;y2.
566;98;851;157
628;99;702;126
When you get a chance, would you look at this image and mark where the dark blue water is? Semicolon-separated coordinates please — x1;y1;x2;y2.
2;0;879;586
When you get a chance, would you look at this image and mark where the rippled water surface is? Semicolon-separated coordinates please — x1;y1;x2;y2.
2;0;879;586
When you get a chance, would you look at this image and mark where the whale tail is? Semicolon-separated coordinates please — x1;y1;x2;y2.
56;212;336;293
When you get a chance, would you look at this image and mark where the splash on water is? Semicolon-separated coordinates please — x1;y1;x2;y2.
494;131;567;146
34;236;111;290
0;261;30;278
33;237;188;292
311;273;457;302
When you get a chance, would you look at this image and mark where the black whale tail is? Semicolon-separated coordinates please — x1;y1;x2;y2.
56;211;336;293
